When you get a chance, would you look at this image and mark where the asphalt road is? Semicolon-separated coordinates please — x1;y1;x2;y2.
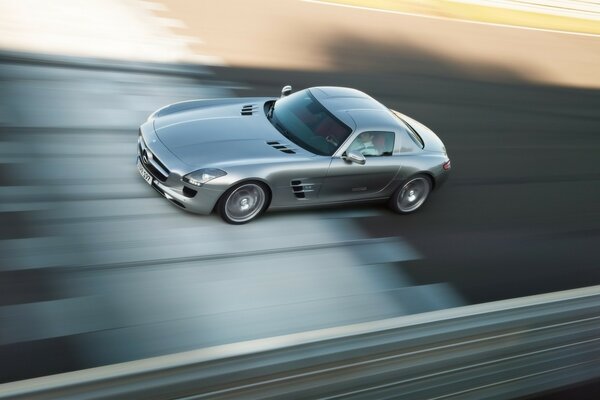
1;0;599;388
213;64;600;304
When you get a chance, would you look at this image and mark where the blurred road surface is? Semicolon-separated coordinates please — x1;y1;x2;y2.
158;0;600;88
0;57;462;383
1;0;599;387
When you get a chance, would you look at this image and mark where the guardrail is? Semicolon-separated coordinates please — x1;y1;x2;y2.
2;285;599;399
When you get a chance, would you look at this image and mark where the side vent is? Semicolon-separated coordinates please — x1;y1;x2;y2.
290;179;315;199
267;141;296;154
241;104;258;116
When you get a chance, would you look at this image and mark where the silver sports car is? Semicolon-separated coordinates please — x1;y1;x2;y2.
137;86;450;224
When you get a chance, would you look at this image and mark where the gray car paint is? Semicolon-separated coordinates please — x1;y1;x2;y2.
137;87;450;215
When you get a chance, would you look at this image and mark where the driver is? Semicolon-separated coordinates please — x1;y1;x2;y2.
348;132;380;156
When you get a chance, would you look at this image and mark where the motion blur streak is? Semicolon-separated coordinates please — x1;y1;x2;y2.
1;0;600;398
1;54;462;382
164;0;600;88
0;0;222;64
2;286;599;399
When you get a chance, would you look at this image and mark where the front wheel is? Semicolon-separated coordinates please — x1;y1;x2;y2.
389;175;432;214
218;182;269;224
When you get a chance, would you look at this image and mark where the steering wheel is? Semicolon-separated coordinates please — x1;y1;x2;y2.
325;135;338;147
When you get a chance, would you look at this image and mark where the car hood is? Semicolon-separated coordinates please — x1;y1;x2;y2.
152;99;310;168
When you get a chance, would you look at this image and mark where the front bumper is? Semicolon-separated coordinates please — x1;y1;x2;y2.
137;157;222;214
137;124;223;214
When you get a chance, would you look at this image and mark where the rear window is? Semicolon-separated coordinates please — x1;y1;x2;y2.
390;110;424;149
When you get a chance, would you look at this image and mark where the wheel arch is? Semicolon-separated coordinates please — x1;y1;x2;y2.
391;171;435;194
422;172;436;191
213;178;273;212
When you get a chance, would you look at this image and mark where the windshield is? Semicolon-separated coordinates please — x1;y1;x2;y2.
268;89;352;156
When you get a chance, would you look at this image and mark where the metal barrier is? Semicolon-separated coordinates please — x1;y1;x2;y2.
2;285;599;399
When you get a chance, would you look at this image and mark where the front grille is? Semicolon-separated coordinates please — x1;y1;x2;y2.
152;154;169;173
139;134;170;182
143;155;168;182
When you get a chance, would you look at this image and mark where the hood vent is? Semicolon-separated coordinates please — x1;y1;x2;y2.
241;104;258;116
267;141;296;154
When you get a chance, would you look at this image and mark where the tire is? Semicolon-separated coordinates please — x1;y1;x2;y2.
389;174;432;214
218;182;269;224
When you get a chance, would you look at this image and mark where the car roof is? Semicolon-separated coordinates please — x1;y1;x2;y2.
309;87;400;132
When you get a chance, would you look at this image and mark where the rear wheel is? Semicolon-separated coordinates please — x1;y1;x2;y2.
389;175;432;214
218;182;269;224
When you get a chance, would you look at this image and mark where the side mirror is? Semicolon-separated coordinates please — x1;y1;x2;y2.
343;151;366;165
281;85;292;97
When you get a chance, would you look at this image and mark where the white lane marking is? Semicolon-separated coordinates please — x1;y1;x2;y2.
302;0;600;38
454;0;600;21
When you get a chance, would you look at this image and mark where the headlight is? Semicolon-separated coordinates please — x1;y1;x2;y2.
182;169;227;186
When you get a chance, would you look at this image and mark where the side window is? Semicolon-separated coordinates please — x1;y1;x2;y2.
398;128;418;153
347;131;395;157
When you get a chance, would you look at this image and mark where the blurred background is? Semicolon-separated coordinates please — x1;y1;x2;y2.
0;0;599;395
